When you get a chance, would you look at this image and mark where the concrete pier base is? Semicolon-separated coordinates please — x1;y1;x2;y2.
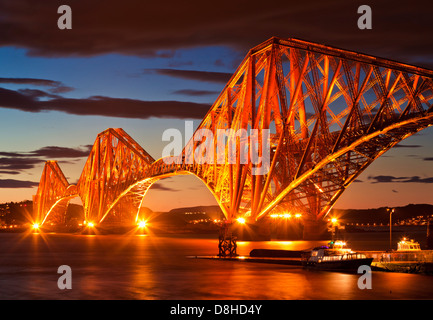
271;221;304;240
231;221;271;241
302;220;330;240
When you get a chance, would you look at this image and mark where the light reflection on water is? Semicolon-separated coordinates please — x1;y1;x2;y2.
1;233;433;299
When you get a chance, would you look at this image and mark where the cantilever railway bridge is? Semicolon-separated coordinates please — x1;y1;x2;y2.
33;37;433;239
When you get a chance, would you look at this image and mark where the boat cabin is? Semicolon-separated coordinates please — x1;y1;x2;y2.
307;241;368;263
397;238;421;251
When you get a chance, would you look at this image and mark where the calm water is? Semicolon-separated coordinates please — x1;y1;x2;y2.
1;232;433;300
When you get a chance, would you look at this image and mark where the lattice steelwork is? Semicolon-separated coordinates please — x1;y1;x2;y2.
33;37;433;232
33;160;76;225
77;128;155;224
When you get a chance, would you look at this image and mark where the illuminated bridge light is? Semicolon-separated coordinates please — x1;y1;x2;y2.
137;220;147;228
236;217;246;224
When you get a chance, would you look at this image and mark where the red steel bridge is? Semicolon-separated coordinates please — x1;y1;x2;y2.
33;37;433;239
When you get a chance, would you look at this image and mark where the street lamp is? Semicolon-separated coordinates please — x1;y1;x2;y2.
329;217;338;241
387;208;395;250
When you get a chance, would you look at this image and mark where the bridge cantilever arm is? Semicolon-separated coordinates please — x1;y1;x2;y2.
256;112;433;221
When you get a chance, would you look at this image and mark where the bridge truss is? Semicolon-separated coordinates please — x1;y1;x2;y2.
33;37;433;235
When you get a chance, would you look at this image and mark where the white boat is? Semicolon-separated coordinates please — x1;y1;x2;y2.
302;241;373;271
397;237;421;251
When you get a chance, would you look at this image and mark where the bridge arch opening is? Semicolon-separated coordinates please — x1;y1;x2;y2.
39;192;83;230
140;175;220;213
65;196;85;229
335;126;433;210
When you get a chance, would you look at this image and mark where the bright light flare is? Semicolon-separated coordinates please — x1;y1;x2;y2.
331;218;338;223
334;240;346;246
236;217;246;224
32;223;40;230
137;220;147;228
87;222;95;228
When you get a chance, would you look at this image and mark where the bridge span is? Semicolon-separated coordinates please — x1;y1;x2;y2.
33;37;433;240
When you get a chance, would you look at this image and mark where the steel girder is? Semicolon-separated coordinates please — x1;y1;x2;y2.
76;128;155;224
33;37;433;226
160;37;433;223
33;160;76;225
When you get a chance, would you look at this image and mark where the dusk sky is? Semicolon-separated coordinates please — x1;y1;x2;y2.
1;0;433;211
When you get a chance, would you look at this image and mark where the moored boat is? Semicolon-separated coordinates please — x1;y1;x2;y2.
397;237;421;251
302;241;373;271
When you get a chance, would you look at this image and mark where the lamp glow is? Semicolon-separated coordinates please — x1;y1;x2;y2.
236;217;246;224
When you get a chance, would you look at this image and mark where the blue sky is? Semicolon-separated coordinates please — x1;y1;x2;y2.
0;0;432;211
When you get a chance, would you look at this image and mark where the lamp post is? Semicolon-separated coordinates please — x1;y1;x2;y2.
387;208;395;251
330;218;338;241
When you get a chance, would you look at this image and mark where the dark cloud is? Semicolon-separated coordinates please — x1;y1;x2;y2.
0;157;44;171
42;96;210;119
0;145;92;159
0;87;38;112
368;175;433;184
17;88;60;99
172;89;220;96
405;176;433;183
423;157;433;161
0;1;433;68
167;60;194;68
0;145;93;178
0;77;74;93
0;87;210;119
0;170;20;175
146;69;232;84
0;179;38;188
29;145;93;158
0;77;61;87
48;86;74;94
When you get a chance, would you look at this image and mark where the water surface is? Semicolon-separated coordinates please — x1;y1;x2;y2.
1;232;432;299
